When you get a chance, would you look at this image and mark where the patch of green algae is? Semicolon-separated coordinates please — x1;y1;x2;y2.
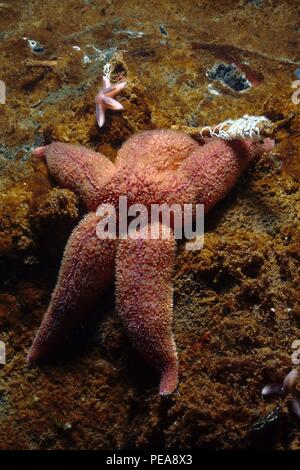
0;0;300;450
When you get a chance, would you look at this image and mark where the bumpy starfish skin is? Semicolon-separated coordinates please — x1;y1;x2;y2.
28;212;115;362
102;130;274;211
116;222;177;395
29;130;274;394
33;143;115;210
179;137;275;212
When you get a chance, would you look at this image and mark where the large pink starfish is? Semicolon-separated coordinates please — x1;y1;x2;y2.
29;130;274;395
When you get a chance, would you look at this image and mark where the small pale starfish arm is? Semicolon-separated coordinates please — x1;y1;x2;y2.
116;222;178;395
27;213;116;362
95;76;126;128
33;142;115;211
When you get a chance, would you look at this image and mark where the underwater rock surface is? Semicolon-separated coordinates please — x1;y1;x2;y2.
0;0;300;449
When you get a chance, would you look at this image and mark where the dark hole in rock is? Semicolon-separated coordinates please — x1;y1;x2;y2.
207;63;251;92
113;63;127;77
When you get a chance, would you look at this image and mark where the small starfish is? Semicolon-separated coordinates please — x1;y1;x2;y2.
95;76;126;128
262;369;300;419
30;129;274;395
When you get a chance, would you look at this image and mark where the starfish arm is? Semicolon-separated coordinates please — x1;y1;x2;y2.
102;76;110;89
27;212;116;362
115;129;199;169
106;81;127;97
33;142;115;210
102;96;124;110
116;222;178;395
180;137;274;212
96;102;106;127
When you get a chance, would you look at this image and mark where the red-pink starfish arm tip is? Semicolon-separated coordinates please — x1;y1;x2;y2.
32;146;47;158
32;142;115;211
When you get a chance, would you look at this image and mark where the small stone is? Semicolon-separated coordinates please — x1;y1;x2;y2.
0;340;6;365
159;24;168;36
26;39;45;54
